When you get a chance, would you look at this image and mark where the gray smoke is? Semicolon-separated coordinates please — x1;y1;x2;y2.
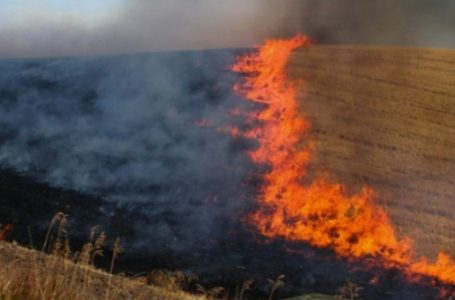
0;0;292;58
1;0;455;59
285;0;455;48
0;50;257;253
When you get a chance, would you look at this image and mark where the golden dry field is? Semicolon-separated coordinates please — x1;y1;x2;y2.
290;45;455;259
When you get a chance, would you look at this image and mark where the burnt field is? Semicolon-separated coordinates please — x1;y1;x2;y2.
291;45;455;259
0;44;454;299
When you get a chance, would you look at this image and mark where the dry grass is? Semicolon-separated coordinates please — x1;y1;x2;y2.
0;240;264;300
0;212;288;300
0;213;204;300
289;45;455;259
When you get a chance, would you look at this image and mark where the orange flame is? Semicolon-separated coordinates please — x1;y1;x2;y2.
0;224;13;241
231;35;455;288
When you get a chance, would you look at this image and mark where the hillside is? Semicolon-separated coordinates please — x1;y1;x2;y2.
290;45;455;259
0;240;203;300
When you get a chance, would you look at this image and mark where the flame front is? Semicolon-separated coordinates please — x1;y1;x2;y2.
231;35;455;288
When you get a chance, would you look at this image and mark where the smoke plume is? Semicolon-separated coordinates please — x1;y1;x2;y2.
1;0;455;58
0;50;258;254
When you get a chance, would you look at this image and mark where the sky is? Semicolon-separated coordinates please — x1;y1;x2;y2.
1;0;455;58
1;0;122;25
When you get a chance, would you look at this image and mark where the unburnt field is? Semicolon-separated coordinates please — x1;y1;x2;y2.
290;45;455;259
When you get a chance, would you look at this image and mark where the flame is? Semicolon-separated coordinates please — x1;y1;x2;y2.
231;35;455;288
0;224;13;241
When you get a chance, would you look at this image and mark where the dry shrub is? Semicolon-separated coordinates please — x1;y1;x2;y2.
147;269;198;292
0;212;203;300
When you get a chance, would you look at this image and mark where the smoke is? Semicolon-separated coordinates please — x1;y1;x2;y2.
285;0;455;48
0;3;454;296
0;50;258;254
1;0;454;59
0;0;292;58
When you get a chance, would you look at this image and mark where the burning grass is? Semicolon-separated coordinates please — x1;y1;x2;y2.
230;35;455;295
289;45;455;260
2;37;454;299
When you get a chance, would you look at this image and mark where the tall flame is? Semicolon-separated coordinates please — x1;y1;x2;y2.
231;35;455;288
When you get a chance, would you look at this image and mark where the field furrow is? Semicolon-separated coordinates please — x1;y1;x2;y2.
291;45;455;259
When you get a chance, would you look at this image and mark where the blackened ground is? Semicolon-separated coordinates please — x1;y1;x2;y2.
0;49;453;299
1;168;451;299
0;167;106;245
0;48;259;259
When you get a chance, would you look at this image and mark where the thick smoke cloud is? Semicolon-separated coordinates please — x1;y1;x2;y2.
1;0;455;58
0;0;292;58
286;0;455;48
0;50;257;253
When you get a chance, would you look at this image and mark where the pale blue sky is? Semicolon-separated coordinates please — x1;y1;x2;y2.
1;0;124;26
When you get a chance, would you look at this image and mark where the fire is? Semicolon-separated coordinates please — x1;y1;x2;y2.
231;35;455;288
0;224;13;241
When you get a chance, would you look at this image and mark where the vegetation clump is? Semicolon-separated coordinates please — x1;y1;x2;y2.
0;212;202;300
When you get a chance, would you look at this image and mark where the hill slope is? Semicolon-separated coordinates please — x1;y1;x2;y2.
0;241;202;300
290;45;455;258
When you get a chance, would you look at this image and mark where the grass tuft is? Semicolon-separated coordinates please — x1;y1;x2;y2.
0;213;203;300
